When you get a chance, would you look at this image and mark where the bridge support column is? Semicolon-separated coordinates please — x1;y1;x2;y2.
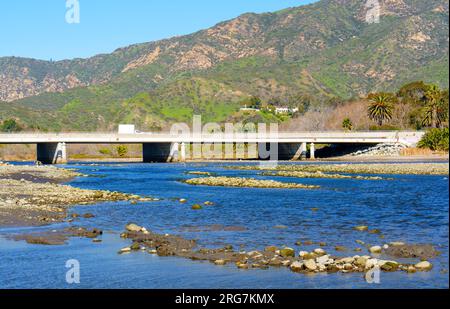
180;142;186;162
37;142;67;164
170;142;180;162
143;143;176;163
310;143;315;160
301;142;307;160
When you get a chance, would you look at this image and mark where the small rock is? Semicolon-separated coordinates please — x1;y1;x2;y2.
300;252;316;260
265;246;278;252
316;255;330;265
380;261;399;272
407;266;416;273
290;261;304;272
389;242;405;246
247;251;259;257
118;247;131;254
369;246;382;254
355;257;368;267
280;247;295;257
214;259;226;266
224;245;233;251
365;259;378;270
304;259;317;271
415;261;433;271
281;260;292;267
236;262;249;269
130;242;141;250
191;204;203;210
343;263;353;270
274;225;288;229
313;248;326;256
299;251;309;258
268;258;283;266
125;223;143;232
338;257;354;264
354;226;369;232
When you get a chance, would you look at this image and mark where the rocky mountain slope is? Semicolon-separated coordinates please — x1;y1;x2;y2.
0;0;448;131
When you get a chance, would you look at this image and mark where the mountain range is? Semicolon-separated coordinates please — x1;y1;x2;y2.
0;0;448;131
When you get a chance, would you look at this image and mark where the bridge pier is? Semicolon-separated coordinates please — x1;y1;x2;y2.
310;143;315;160
301;142;307;160
180;142;186;162
36;142;67;164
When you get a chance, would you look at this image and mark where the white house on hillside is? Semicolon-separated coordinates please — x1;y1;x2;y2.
275;107;299;114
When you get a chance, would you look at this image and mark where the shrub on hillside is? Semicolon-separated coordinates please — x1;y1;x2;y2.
1;119;22;132
342;118;353;131
418;128;449;151
99;148;111;155
116;145;128;157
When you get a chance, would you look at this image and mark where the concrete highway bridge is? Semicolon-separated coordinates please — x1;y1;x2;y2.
0;131;424;164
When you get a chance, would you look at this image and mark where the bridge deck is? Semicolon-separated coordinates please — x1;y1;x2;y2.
0;131;424;144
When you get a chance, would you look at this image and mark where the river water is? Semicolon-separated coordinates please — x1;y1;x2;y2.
0;162;448;288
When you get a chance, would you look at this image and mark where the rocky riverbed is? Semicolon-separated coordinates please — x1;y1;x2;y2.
8;219;441;282
183;176;320;189
115;223;437;278
229;163;449;175
261;171;386;180
0;163;153;227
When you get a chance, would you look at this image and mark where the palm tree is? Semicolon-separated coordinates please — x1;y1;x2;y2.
367;93;396;126
422;85;448;128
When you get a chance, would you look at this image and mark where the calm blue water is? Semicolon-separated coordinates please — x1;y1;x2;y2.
0;162;448;289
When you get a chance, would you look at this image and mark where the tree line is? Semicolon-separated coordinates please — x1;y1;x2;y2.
367;81;449;129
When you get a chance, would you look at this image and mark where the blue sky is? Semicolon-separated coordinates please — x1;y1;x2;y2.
0;0;315;61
